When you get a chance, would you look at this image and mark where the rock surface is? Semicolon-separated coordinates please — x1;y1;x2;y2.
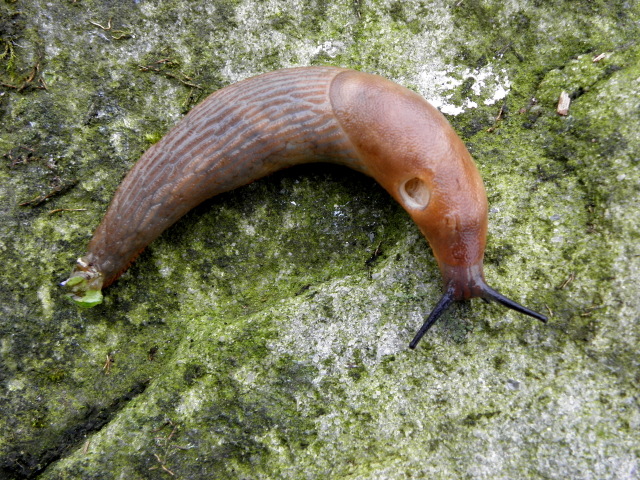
1;1;638;478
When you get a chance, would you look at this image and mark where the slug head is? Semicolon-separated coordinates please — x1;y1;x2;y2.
409;264;548;349
329;70;547;349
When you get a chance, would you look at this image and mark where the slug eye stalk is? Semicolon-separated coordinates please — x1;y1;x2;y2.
409;284;456;349
409;281;548;349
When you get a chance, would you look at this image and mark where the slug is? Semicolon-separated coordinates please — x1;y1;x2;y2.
62;66;547;348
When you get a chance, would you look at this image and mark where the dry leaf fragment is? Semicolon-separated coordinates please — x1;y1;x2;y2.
557;91;570;116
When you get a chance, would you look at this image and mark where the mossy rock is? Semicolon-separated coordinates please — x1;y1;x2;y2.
1;1;639;478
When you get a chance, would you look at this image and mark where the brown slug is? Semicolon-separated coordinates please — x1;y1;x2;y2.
62;66;547;348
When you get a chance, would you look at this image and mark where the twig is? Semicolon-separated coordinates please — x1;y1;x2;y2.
557;272;575;290
48;208;87;215
19;180;78;207
89;18;132;40
139;59;202;89
149;454;175;476
487;104;506;132
103;353;115;375
580;305;602;317
1;62;48;92
89;18;112;31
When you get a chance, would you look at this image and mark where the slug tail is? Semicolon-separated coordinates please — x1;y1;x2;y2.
60;257;104;308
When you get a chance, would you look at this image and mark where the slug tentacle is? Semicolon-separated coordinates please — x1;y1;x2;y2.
409;272;547;349
479;284;548;323
62;66;548;349
409;283;456;349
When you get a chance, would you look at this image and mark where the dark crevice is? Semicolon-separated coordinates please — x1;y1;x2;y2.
1;380;149;479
